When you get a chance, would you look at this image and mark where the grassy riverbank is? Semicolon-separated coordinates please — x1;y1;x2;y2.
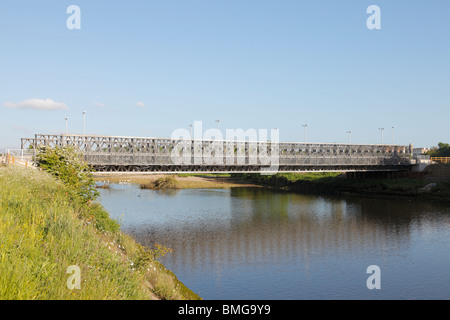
241;170;450;203
0;165;200;300
94;169;450;204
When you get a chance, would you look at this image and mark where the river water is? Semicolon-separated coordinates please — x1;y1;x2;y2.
97;183;450;300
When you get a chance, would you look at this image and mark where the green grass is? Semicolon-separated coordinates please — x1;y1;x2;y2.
242;172;342;186
242;172;450;202
271;172;341;182
0;165;200;300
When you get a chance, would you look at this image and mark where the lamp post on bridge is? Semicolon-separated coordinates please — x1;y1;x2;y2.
215;119;221;139
379;127;384;144
346;130;352;144
392;126;395;145
65;117;69;134
82;110;86;135
302;124;308;143
188;124;193;139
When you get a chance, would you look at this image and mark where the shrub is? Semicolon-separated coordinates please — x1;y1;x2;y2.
140;176;176;189
34;145;99;202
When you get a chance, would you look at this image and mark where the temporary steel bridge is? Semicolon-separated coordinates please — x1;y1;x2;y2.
20;134;414;173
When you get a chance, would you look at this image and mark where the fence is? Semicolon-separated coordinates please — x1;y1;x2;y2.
5;149;35;168
431;157;450;164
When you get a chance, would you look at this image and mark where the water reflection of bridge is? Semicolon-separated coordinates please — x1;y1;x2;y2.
128;189;444;271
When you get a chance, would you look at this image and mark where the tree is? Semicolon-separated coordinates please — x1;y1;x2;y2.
427;142;450;157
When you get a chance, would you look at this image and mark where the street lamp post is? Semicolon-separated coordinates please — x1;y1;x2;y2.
188;124;193;139
379;128;384;144
302;124;308;143
82;110;86;135
392;126;395;145
65;117;69;134
215;119;221;139
346;131;352;144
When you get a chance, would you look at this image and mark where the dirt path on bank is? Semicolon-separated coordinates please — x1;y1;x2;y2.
94;173;261;189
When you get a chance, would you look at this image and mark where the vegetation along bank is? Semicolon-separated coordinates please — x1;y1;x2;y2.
95;168;450;204
240;166;450;203
0;146;200;300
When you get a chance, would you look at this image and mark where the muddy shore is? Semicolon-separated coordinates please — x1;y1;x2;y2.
94;173;261;189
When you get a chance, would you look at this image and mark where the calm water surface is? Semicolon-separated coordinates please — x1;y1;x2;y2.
98;184;450;300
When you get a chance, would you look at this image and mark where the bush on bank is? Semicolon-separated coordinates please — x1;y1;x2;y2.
34;145;99;203
34;146;120;234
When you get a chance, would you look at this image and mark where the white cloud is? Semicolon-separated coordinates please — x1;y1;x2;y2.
136;101;146;108
12;125;33;133
4;98;68;110
95;102;107;108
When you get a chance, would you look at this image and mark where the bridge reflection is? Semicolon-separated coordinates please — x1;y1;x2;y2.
125;188;446;272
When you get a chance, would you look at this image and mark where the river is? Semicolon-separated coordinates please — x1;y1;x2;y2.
97;183;450;300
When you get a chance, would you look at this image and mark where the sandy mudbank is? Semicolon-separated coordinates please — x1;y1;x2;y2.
94;173;261;189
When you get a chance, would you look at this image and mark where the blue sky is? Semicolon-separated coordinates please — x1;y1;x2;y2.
1;0;449;150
